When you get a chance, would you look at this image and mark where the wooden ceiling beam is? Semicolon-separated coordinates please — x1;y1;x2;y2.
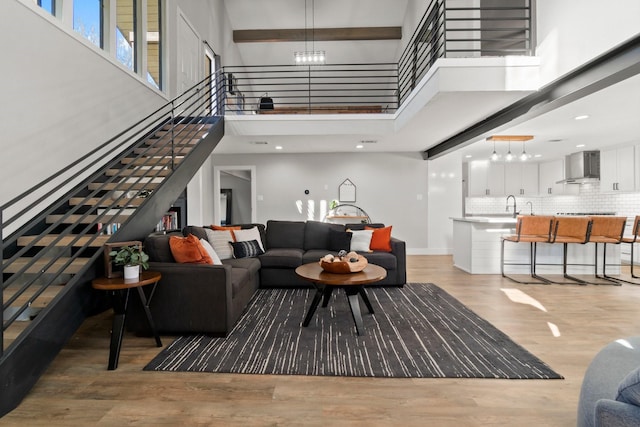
233;27;402;43
486;135;534;142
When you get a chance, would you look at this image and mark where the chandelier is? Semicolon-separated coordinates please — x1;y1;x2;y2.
294;0;326;65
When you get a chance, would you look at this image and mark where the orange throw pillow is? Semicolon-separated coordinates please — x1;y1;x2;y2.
169;234;213;264
210;225;241;241
365;226;393;252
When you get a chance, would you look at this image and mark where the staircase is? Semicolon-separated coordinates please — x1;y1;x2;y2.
0;73;225;416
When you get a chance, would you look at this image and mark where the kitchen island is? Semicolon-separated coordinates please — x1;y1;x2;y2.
451;216;621;275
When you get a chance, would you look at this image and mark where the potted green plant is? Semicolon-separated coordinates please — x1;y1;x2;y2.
109;245;149;280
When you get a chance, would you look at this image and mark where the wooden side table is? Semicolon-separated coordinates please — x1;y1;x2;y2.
92;270;163;370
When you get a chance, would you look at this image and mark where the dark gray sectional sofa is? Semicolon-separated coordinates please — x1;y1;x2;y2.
127;220;406;336
259;220;406;287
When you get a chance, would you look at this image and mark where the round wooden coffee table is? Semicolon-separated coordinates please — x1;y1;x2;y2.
295;263;387;335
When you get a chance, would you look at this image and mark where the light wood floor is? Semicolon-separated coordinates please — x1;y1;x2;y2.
3;255;640;426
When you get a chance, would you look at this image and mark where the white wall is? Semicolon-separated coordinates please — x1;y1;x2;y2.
1;0;242;206
427;151;463;254
536;0;640;85
397;0;429;60
1;0;168;205
209;151;431;252
165;0;243;98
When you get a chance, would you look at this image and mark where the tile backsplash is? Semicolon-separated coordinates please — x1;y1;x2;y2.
465;182;640;219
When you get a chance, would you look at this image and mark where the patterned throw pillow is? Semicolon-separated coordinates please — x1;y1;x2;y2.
230;240;264;258
233;226;265;252
204;229;234;260
199;238;222;264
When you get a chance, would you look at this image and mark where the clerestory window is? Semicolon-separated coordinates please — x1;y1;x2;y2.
29;0;163;91
37;0;55;15
116;0;136;71
73;0;103;48
146;0;162;89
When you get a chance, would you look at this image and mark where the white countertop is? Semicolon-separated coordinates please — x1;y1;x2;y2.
451;216;517;224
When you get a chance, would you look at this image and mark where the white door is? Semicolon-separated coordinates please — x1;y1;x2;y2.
178;12;200;94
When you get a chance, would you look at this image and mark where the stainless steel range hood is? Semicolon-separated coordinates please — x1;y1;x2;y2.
556;151;600;184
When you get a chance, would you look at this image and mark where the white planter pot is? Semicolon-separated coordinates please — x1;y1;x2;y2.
123;265;140;280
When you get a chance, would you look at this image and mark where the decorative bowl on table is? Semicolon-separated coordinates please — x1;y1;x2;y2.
319;252;368;274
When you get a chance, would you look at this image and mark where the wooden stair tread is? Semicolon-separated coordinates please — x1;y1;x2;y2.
121;157;182;166
46;214;132;225
158;123;211;132
17;235;110;247
69;197;145;207
87;182;161;191
148;132;207;142
3;257;88;274
133;147;195;156
143;140;198;149
106;168;170;177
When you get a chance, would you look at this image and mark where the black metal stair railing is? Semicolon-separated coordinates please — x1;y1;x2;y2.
0;70;225;355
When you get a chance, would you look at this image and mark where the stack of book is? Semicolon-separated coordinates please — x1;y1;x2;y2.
156;211;178;231
97;223;121;235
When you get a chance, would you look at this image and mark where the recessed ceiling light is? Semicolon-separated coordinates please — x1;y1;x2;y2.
576;144;585;148
356;144;364;149
465;154;472;158
574;115;590;120
534;154;542;158
275;145;283;150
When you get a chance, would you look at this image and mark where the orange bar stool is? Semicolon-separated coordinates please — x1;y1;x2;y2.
545;216;592;285
619;216;640;283
588;216;626;285
501;215;554;284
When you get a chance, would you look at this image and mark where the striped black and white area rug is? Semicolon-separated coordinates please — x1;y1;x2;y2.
144;283;562;379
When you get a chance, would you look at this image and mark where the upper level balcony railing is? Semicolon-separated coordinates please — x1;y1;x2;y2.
223;0;532;115
398;0;532;104
222;63;400;115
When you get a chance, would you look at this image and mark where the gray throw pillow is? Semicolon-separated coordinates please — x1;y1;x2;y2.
328;229;352;252
616;366;640;406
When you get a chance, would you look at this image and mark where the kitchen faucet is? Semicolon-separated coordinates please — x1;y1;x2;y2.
506;195;518;218
526;201;533;215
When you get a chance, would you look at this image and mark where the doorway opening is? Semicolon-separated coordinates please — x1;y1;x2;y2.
213;166;256;225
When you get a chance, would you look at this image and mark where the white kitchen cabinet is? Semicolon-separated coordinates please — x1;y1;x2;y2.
504;163;538;196
468;160;504;196
538;159;565;196
600;146;635;192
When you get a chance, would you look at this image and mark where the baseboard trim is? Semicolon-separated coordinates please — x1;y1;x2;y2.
407;248;452;255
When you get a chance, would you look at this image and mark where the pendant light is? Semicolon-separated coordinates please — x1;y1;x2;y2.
519;141;528;161
294;0;326;64
505;141;514;162
490;140;500;161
